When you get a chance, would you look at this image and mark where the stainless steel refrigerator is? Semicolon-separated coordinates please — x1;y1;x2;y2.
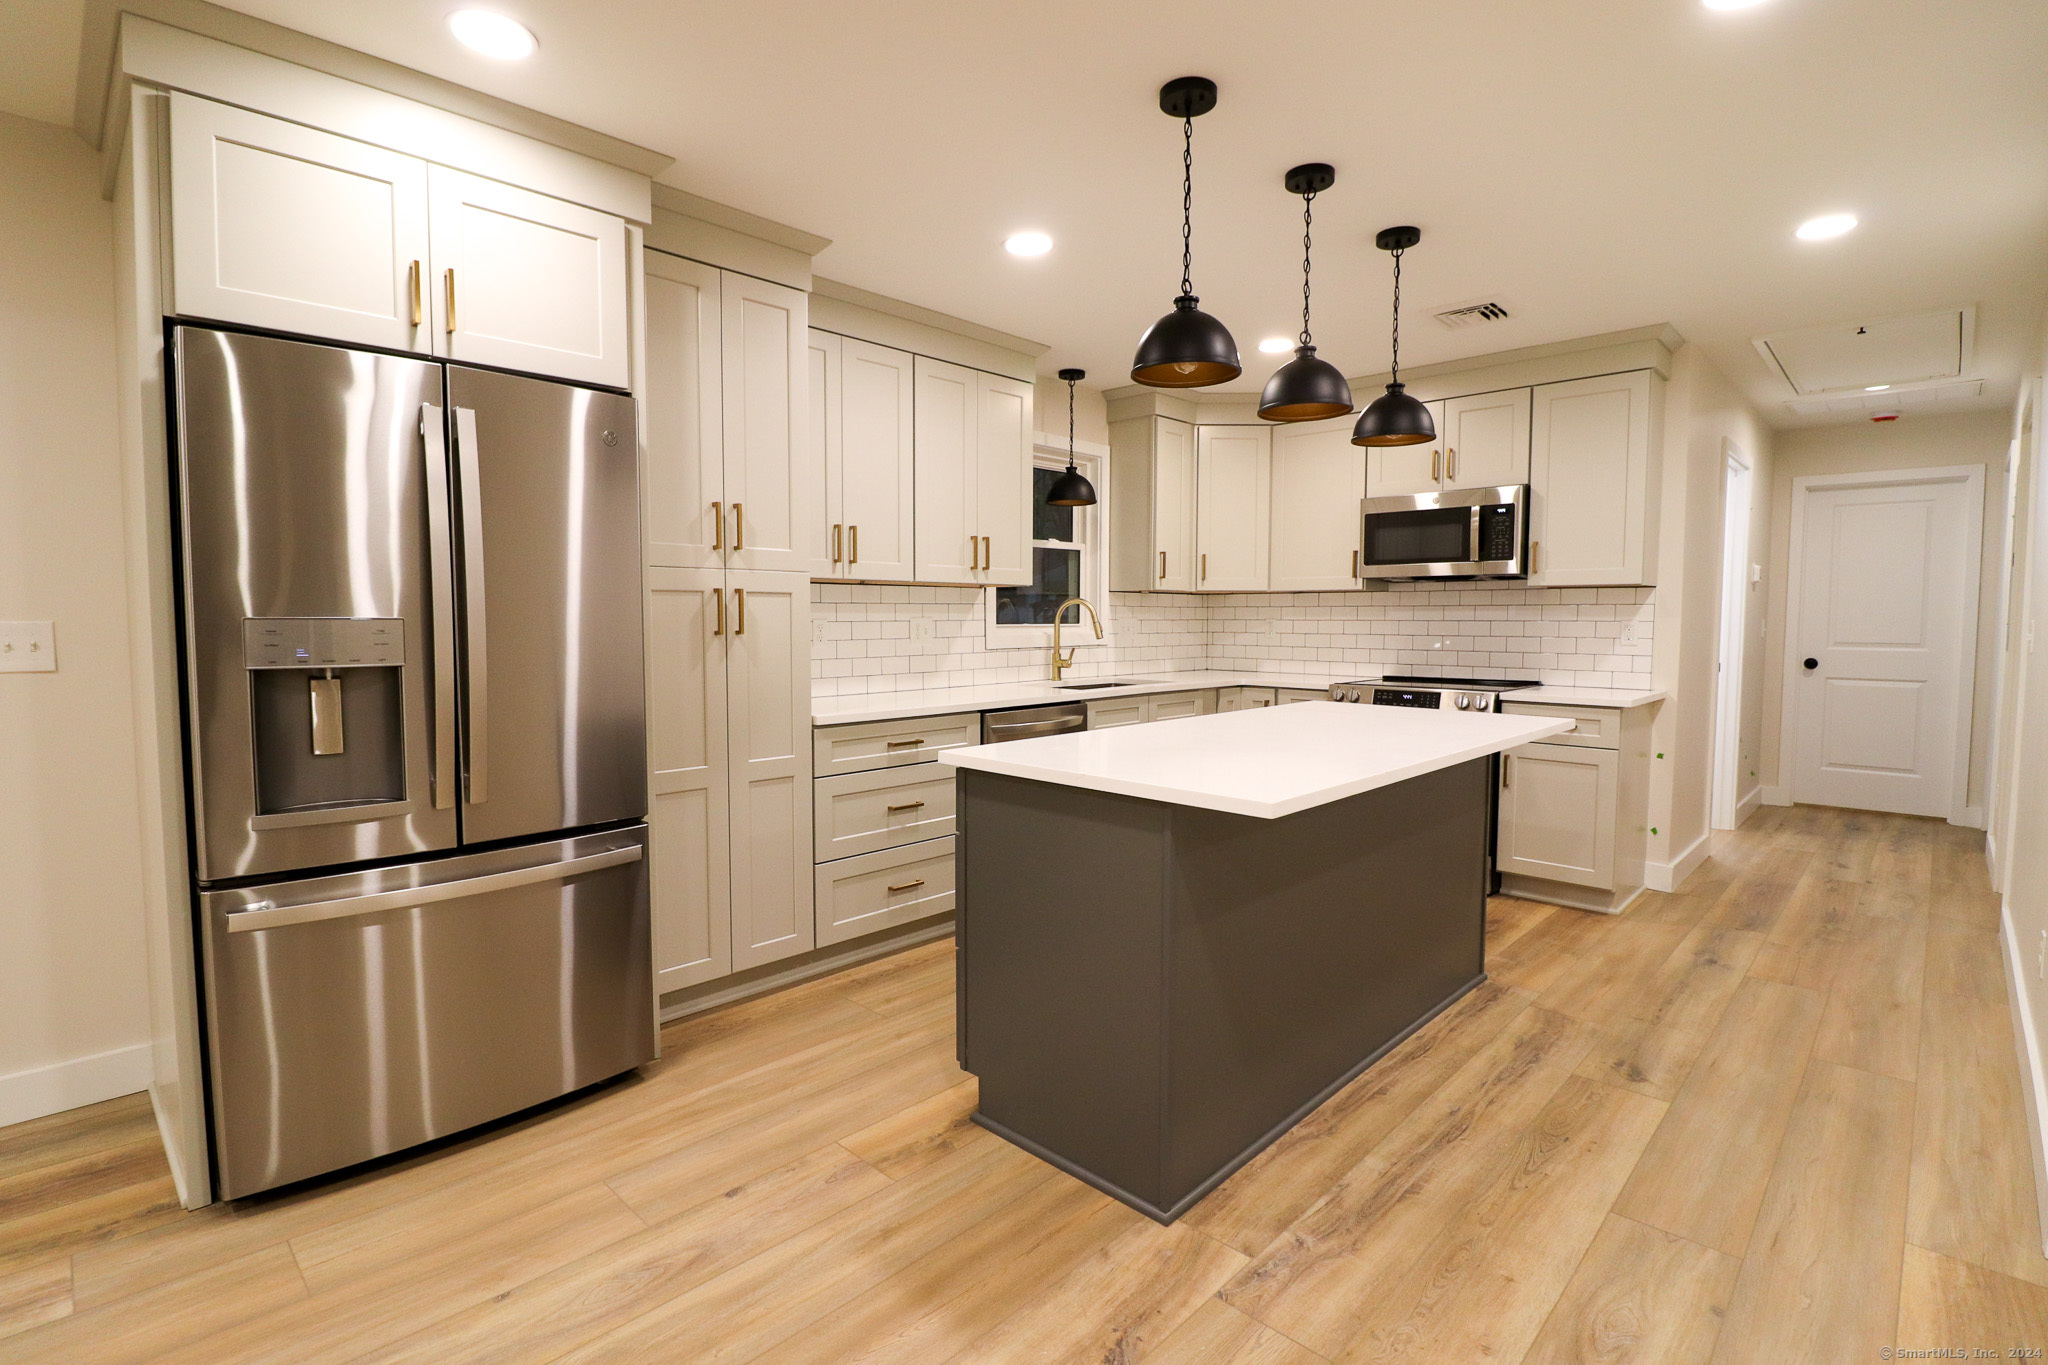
172;325;654;1200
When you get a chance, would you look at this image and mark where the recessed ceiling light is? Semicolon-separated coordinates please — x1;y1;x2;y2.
1258;337;1294;355
448;10;537;60
1004;231;1052;257
1795;212;1858;241
1702;0;1770;10
1865;384;1890;391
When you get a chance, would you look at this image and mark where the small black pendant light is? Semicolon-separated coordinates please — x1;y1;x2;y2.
1046;368;1097;507
1259;163;1354;422
1131;76;1241;388
1352;226;1438;447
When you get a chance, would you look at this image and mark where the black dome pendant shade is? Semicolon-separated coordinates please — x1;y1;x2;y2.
1131;77;1241;388
1353;225;1438;448
1259;163;1354;423
1046;368;1097;507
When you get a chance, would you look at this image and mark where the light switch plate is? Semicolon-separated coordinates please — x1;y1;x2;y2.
812;620;827;644
912;618;935;641
0;621;56;673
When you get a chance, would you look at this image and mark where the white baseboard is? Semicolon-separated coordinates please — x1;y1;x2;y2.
1953;805;1987;830
1646;830;1712;894
1989;831;2004;890
1736;786;1763;825
1762;785;1793;807
2000;902;2048;1258
0;1043;152;1128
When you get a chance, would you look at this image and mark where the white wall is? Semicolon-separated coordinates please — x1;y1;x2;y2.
0;112;152;1123
1759;410;2011;814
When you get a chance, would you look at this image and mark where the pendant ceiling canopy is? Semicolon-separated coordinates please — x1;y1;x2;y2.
1353;225;1438;447
1259;162;1354;423
1046;367;1097;506
1131;76;1241;389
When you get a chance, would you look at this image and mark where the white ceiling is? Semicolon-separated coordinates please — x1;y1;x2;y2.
6;0;2046;427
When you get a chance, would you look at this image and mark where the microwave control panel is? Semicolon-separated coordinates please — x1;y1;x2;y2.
1478;505;1519;562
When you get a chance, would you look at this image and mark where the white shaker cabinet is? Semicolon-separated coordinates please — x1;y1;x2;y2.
724;571;816;969
1108;416;1198;591
1269;417;1367;590
976;370;1035;586
1441;389;1531;490
1528;370;1660;586
643;254;725;569
1364;401;1447;498
722;273;822;574
1195;426;1271;591
812;332;916;582
645;567;733;991
913;358;1032;586
427;166;629;389
1496;743;1619;891
168;92;430;354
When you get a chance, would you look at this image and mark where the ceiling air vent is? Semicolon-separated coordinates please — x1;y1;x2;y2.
1434;300;1510;329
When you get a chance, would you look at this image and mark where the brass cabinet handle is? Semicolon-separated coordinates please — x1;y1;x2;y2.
1201;552;1208;582
1503;755;1512;789
1353;549;1360;578
969;535;980;571
1159;550;1167;581
886;801;926;813
980;535;991;571
832;523;842;563
886;879;926;894
735;587;745;635
732;503;743;551
1531;540;1540;574
712;587;724;636
1432;448;1441;483
444;268;457;335
851;524;860;565
1448;447;1457;481
408;260;421;326
712;501;723;551
885;737;925;749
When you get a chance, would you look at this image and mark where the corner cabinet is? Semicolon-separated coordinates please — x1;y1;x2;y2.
1195;426;1271;591
168;92;629;389
1269;417;1367;591
913;357;1032;586
1108;416;1198;591
1529;371;1661;587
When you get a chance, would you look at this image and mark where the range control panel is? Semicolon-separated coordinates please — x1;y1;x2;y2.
1373;688;1443;709
243;618;404;669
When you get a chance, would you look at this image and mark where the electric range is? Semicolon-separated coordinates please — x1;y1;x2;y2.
1326;675;1539;713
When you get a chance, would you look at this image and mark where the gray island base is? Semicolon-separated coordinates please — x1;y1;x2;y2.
954;757;1492;1224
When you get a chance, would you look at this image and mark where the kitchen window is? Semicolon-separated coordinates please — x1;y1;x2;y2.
986;445;1107;649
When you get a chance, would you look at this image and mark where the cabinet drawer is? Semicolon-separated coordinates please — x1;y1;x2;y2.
815;837;955;947
1148;689;1216;722
1276;688;1327;704
1501;702;1622;749
814;765;956;860
813;713;979;776
1087;697;1150;729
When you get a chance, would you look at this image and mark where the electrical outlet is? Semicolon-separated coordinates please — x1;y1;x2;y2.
0;621;55;673
912;618;935;641
1617;624;1651;656
811;620;827;644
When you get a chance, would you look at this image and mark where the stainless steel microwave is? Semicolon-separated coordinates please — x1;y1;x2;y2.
1359;484;1528;579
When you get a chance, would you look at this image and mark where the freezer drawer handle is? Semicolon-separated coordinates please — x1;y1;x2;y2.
226;844;645;933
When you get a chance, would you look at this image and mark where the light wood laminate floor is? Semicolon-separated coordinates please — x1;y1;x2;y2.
4;806;2046;1362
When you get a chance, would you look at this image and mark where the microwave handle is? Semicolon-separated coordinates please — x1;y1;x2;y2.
1470;505;1483;560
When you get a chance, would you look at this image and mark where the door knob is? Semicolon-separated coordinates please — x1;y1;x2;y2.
1803;657;1818;670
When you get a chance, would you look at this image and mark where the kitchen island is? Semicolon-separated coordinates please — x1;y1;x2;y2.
940;700;1570;1223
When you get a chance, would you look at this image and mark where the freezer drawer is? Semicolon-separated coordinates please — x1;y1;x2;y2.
200;827;654;1199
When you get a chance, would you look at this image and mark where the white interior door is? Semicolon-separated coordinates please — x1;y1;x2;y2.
168;92;429;353
720;272;820;573
1442;389;1531;490
642;253;724;569
839;339;917;581
428;166;627;388
725;571;815;970
914;357;977;582
1790;470;1980;817
644;568;732;992
1270;417;1367;590
1195;425;1271;591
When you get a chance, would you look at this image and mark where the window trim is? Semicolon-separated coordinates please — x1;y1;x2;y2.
983;443;1109;651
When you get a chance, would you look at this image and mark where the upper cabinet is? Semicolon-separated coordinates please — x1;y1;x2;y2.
1441;389;1531;490
427;166;628;389
1269;417;1367;591
912;357;1032;587
168;92;629;389
720;272;820;573
1365;400;1446;498
813;331;915;582
1529;370;1660;587
169;93;429;355
1195;426;1271;591
643;253;725;570
1108;416;1197;592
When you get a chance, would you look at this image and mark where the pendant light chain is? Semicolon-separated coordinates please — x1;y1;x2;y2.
1299;190;1318;348
1389;246;1404;384
1180;116;1195;297
1067;374;1078;467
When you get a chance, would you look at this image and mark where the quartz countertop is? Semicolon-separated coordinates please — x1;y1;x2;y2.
1507;684;1666;708
938;700;1572;819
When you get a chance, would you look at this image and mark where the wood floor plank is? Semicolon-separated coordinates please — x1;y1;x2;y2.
839;1077;987;1181
1183;980;1534;1257
1624;924;1764;1036
1574;1014;1715;1102
1767;874;1860;954
0;1169;184;1278
1519;1214;1741;1365
0;1095;158;1184
1485;896;1557;954
1932;826;1994;897
3;1242;304;1365
1613;976;1823;1256
1898;1244;2048;1350
1709;1061;1915;1364
1924;916;2009;1004
1700;848;1811;934
1539;920;1691;1025
0;1258;71;1342
360;1143;894;1365
1322;1075;1667;1364
1909;988;2048;1288
1134;1296;1328;1365
1813;900;1926;1081
1633;867;1736;929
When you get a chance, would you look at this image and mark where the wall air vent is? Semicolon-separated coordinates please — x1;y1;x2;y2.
1434;300;1510;329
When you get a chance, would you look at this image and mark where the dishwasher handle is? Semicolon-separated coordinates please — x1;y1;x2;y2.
981;706;1089;743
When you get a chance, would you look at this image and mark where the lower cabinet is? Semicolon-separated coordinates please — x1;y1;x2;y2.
810;714;964;951
1086;689;1217;729
1495;702;1651;914
816;837;957;948
1218;686;1276;711
647;567;815;993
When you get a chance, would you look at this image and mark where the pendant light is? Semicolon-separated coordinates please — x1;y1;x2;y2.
1352;226;1438;447
1046;368;1097;506
1131;76;1241;388
1258;163;1353;422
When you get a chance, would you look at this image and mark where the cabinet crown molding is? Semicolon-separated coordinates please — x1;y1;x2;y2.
811;279;1044;383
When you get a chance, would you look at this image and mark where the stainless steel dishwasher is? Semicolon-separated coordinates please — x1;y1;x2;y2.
981;702;1089;743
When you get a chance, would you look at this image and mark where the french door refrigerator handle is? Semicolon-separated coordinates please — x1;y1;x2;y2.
453;405;489;805
226;844;645;933
420;404;458;810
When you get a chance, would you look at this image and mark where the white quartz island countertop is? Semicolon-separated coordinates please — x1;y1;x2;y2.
939;700;1573;820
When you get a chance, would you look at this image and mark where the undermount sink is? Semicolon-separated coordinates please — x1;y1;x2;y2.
1053;679;1164;691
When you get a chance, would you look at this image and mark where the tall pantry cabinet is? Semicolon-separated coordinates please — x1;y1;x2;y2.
642;249;816;988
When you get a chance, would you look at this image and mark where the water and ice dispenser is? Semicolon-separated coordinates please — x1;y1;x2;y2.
243;618;407;816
